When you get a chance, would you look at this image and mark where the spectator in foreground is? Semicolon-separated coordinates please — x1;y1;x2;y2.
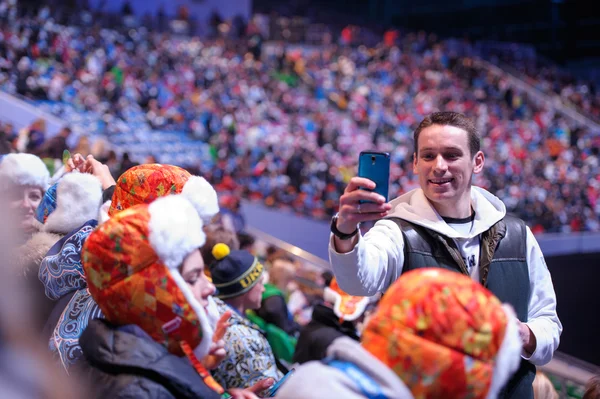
80;195;262;398
275;268;522;399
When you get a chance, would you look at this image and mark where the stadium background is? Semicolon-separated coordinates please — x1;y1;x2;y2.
1;0;599;396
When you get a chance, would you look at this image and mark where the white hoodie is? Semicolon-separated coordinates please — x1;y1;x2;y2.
329;186;562;366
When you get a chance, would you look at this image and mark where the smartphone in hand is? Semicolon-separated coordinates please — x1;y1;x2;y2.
264;368;295;397
358;151;390;203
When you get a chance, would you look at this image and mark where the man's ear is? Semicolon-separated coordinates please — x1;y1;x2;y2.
473;151;485;174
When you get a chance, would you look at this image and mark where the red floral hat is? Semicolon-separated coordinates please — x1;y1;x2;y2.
84;195;213;359
102;164;218;224
361;268;521;399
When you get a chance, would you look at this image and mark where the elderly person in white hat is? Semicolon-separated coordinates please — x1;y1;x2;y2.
0;153;50;243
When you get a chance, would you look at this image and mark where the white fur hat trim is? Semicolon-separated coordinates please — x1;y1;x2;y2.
97;200;111;226
147;195;213;358
44;173;103;234
323;286;379;322
181;176;220;223
148;195;206;270
0;153;49;190
485;304;523;399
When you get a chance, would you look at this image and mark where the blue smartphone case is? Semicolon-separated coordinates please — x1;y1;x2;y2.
265;368;295;397
358;151;390;203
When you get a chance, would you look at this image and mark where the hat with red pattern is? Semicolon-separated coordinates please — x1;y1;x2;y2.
102;164;218;223
361;268;521;399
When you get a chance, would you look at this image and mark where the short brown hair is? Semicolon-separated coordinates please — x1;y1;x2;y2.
201;224;240;271
584;375;600;399
413;111;480;157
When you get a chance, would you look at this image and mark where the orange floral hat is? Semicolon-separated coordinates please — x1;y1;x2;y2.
84;195;214;360
323;277;379;322
361;268;521;399
102;164;218;223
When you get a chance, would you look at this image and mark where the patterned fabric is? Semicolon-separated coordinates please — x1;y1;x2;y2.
39;220;97;300
50;289;103;369
361;268;509;399
35;182;58;224
38;220;101;370
108;164;191;217
83;204;204;357
212;298;283;389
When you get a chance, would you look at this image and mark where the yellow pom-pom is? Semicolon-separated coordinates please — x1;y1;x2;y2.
212;243;230;260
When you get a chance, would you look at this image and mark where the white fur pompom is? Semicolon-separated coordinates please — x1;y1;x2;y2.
181;176;220;223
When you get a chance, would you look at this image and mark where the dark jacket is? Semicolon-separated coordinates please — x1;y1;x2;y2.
79;319;221;399
38;135;67;159
293;303;359;364
398;216;535;399
256;284;299;336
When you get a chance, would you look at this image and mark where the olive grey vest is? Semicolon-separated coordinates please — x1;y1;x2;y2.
390;215;535;399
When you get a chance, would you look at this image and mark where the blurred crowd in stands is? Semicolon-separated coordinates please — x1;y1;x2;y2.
1;0;599;235
2;2;600;399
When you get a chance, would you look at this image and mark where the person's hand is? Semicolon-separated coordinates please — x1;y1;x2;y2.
227;389;259;399
517;320;537;356
83;155;116;190
228;378;275;399
202;311;231;370
337;177;391;234
65;153;87;173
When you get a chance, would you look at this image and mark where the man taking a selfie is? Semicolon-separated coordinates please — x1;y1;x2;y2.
329;111;562;399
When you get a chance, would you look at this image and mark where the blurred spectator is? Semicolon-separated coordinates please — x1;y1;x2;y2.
0;201;82;399
73;136;91;157
0;3;597;233
38;126;71;159
17;118;46;153
255;252;300;335
104;150;120;178
287;267;325;326
219;195;246;233
533;371;558;399
0;121;13;154
237;231;256;252
293;277;378;364
201;224;240;275
0;153;49;244
584;375;600;399
117;152;137;178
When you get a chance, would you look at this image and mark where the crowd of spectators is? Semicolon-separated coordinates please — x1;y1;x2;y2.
1;1;599;233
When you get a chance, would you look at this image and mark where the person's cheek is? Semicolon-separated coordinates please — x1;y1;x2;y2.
9;199;22;210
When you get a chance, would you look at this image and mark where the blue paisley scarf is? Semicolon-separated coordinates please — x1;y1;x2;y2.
35;183;58;224
38;220;103;370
